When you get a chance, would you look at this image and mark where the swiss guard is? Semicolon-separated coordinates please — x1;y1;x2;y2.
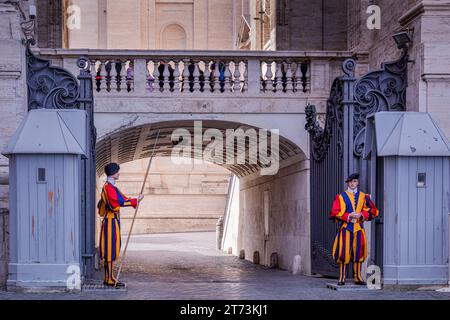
97;163;144;286
330;173;379;285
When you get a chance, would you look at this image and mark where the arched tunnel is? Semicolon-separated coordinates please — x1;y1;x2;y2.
93;119;311;281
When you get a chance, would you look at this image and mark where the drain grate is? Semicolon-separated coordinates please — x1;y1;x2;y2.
82;281;128;293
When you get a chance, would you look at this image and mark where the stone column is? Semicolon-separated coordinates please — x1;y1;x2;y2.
0;0;28;287
399;0;450;139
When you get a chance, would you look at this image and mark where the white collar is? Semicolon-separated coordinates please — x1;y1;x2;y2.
106;176;116;186
346;187;358;194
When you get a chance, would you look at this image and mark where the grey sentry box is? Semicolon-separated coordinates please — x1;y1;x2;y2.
2;109;87;290
364;112;450;285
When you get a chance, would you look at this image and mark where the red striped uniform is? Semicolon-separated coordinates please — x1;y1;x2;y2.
99;181;137;262
330;190;379;283
98;181;137;285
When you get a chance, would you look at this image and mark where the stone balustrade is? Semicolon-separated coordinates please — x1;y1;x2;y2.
37;49;353;98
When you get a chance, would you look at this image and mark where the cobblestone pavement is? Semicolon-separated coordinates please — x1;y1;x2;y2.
1;231;450;300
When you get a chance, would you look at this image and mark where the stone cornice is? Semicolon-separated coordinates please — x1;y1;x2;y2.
36;48;354;60
400;1;450;26
422;74;450;82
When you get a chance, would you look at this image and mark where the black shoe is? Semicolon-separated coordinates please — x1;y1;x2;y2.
103;281;115;287
354;280;367;286
337;281;345;286
114;281;126;288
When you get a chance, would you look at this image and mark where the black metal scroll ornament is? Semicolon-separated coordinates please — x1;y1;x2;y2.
26;42;80;110
305;79;344;161
352;48;409;156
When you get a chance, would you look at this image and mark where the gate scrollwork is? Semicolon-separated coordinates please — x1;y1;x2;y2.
305;78;344;162
26;45;81;110
353;49;408;156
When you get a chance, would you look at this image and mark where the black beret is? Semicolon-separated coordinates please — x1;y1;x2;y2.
345;173;359;182
105;163;120;176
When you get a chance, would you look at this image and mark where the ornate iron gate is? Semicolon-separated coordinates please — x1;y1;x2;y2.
305;60;356;276
305;46;409;276
26;42;97;279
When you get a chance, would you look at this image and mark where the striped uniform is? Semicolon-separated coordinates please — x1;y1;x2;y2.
330;190;379;282
99;182;137;262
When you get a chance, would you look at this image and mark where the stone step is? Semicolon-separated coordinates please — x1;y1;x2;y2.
326;283;377;291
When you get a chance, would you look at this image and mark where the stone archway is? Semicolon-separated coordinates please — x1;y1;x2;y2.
93;118;311;275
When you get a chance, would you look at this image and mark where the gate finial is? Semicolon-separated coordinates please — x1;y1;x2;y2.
342;59;356;77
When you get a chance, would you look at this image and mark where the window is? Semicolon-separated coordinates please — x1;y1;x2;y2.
37;167;46;183
417;172;426;188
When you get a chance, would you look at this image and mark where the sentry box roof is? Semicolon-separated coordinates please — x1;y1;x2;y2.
2;109;87;157
364;112;450;158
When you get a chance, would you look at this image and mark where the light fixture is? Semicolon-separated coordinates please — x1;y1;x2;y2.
29;5;36;20
393;31;412;49
20;4;37;44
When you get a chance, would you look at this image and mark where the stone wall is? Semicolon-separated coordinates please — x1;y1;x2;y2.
36;0;64;48
364;0;417;69
221;175;240;255
346;0;450;140
275;0;348;51
236;159;311;275
67;0;235;50
0;0;28;287
399;0;450;138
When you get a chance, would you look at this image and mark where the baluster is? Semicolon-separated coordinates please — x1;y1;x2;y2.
110;60;116;91
105;60;112;92
95;60;103;92
115;59;122;92
278;61;286;93
152;60;160;92
225;61;233;92
187;60;195;92
285;61;293;93
182;59;190;93
209;61;216;92
233;60;241;92
260;61;267;92
172;60;180;92
265;60;273;93
162;61;170;92
291;61;298;92
126;61;133;92
273;61;282;92
169;61;176;92
156;60;166;92
203;61;211;93
242;61;248;92
147;60;155;93
192;61;200;92
199;61;206;92
218;60;226;93
300;61;309;93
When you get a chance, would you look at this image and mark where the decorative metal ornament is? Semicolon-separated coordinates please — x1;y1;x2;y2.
26;45;81;110
305;78;344;161
353;48;409;156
